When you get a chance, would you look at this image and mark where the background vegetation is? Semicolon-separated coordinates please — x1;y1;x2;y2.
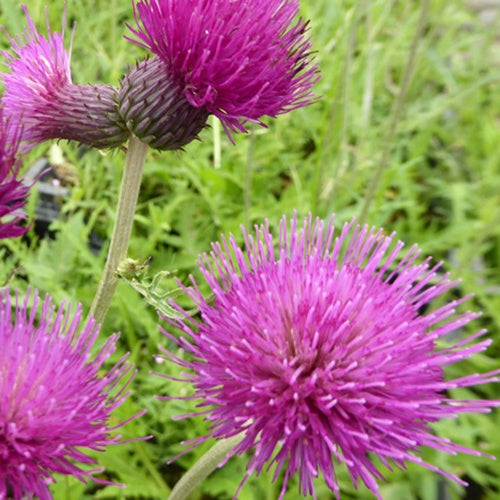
0;0;499;498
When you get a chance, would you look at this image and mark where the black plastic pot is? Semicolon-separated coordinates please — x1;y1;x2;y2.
24;158;104;255
24;158;70;239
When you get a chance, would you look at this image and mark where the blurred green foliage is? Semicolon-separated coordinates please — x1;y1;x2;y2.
1;0;499;499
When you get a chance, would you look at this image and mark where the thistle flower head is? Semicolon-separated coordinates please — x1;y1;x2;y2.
1;6;128;149
0;106;31;239
159;214;500;499
2;6;72;104
128;0;319;137
0;288;141;500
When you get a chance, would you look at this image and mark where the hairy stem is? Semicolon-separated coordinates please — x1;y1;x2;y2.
168;434;245;500
89;135;148;324
358;0;430;224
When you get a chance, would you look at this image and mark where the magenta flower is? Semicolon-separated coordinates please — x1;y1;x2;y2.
127;0;319;136
1;6;128;149
0;106;31;239
0;288;142;499
158;214;500;499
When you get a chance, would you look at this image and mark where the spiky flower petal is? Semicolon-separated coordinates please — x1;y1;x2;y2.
1;7;128;150
158;214;500;499
0;106;31;239
128;0;319;137
0;288;141;500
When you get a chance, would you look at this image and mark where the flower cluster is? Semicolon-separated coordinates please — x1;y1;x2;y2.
0;105;31;239
1;1;318;151
158;214;500;499
2;2;498;500
0;288;139;500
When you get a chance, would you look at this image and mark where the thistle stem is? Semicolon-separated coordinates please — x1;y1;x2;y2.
168;434;245;500
89;135;148;324
212;115;221;169
358;0;430;224
244;126;256;231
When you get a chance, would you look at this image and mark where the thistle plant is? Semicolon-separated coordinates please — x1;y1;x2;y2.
1;0;318;325
0;288;142;499
126;0;319;139
0;1;499;499
160;214;500;499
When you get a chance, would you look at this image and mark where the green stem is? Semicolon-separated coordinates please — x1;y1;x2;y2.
331;1;359;197
168;434;245;500
89;135;148;324
134;441;171;495
244;126;256;230
361;2;374;137
313;2;361;215
358;0;431;225
212;115;221;169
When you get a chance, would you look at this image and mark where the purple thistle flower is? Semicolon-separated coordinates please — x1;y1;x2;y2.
0;105;31;240
158;214;500;499
127;0;319;137
0;288;143;499
1;6;128;150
